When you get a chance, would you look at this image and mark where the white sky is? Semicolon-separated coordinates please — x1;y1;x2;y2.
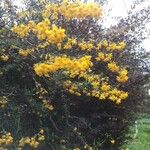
12;0;150;51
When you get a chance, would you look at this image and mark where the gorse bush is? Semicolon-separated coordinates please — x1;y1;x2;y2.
0;0;149;150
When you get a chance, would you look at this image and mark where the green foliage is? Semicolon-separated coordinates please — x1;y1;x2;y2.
122;98;150;150
122;115;150;150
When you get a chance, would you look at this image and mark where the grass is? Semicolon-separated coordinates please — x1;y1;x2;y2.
122;106;150;150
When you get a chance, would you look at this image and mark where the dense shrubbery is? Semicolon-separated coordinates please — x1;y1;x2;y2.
0;0;149;149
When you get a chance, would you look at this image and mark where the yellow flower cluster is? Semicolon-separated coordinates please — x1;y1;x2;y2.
63;80;81;96
30;39;121;54
18;49;34;57
102;40;126;51
96;42;102;50
107;62;128;83
109;89;128;104
106;42;126;51
63;38;77;50
46;24;66;44
96;52;113;62
35;82;54;111
43;100;54;111
116;69;128;83
110;139;115;144
38;42;49;49
73;144;92;150
35;19;66;43
0;96;8;108
97;41;127;84
18;129;45;150
73;148;80;150
34;55;93;77
56;39;95;51
63;73;128;104
42;3;59;20
107;62;120;72
0;133;13;146
35;82;48;97
11;24;29;37
102;40;109;47
55;39;125;52
84;74;128;103
78;41;94;51
84;144;93;150
42;0;102;20
95;46;128;84
0;55;9;62
12;19;66;44
101;82;111;91
11;0;128;105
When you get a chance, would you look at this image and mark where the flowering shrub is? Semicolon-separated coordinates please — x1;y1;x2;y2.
11;0;128;105
0;0;149;149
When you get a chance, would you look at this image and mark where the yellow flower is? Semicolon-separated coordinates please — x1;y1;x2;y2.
104;53;113;62
0;55;9;62
12;19;66;44
119;92;128;100
39;129;44;134
19;49;31;57
73;127;78;132
78;41;88;51
108;62;119;72
99;93;106;99
110;139;115;144
116;99;121;104
96;52;105;61
0;132;13;146
18;130;45;149
38;135;45;141
96;53;112;62
96;42;102;50
73;148;80;150
117;76;128;83
57;43;62;50
42;1;102;20
11;24;29;37
101;83;110;91
34;55;93;77
118;42;126;49
106;41;126;51
116;69;128;83
102;40;108;47
43;100;54;111
64;43;72;50
0;96;8;108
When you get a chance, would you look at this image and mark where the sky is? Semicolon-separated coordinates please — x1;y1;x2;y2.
12;0;150;51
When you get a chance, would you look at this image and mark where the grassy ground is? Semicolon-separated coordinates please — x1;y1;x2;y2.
122;100;150;150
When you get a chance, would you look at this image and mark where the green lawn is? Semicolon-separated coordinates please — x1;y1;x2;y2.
122;115;150;150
